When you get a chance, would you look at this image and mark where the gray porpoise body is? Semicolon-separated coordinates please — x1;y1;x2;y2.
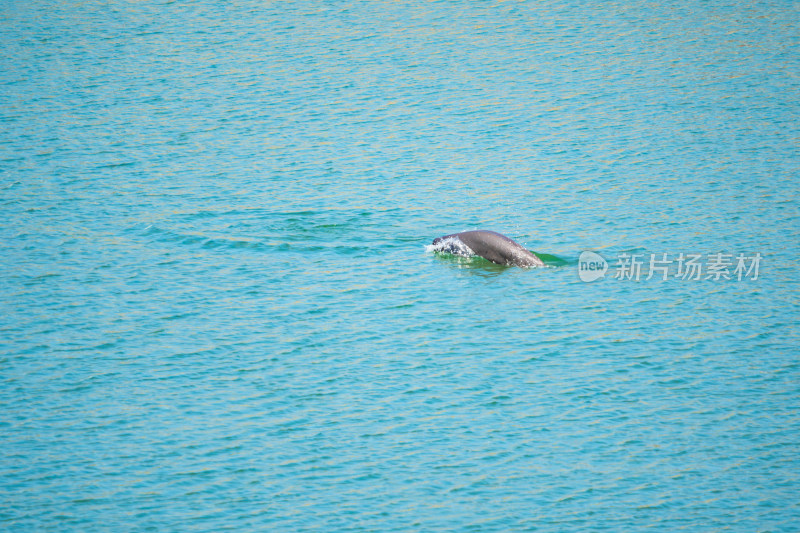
432;230;544;267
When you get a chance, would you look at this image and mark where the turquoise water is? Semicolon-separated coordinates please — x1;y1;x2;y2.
2;1;799;530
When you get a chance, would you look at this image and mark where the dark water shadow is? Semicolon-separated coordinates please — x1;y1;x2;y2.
431;250;571;276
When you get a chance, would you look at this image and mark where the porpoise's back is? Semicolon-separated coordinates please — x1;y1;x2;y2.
433;230;544;267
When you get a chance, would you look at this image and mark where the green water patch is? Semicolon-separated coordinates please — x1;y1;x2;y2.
532;251;571;267
432;251;509;271
433;250;570;270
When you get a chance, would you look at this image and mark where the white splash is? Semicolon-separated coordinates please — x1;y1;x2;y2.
426;236;476;257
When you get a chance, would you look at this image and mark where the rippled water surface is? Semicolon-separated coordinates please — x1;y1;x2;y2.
2;1;799;530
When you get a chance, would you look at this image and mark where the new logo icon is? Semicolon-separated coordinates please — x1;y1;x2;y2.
578;251;608;282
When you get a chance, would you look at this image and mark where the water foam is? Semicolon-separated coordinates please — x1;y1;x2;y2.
426;236;475;257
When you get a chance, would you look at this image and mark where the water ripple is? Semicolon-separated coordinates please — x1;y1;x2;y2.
2;0;799;531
